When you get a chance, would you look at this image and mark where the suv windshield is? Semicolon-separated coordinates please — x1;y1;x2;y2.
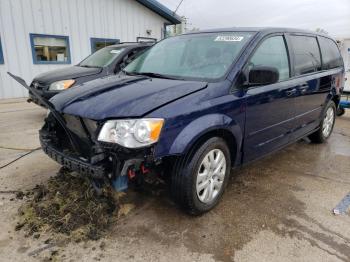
124;32;253;80
79;46;125;68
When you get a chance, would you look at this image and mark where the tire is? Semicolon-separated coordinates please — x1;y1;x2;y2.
170;137;231;215
308;101;336;143
336;107;345;117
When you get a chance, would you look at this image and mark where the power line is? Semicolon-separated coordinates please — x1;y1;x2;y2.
174;0;184;14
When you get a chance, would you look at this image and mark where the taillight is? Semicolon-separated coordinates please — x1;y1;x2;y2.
335;75;341;88
334;74;343;93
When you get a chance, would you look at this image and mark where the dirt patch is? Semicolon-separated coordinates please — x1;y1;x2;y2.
15;168;122;242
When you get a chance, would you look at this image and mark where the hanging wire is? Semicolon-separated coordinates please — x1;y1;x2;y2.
174;0;184;14
0;147;40;170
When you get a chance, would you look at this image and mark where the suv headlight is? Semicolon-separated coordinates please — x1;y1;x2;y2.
97;118;164;148
49;79;75;91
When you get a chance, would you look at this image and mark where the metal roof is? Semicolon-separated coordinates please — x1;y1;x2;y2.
135;0;182;24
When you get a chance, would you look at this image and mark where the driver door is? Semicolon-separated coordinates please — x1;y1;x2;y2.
243;35;298;162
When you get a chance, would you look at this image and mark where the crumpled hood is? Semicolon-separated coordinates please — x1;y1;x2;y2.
33;66;101;84
50;75;207;120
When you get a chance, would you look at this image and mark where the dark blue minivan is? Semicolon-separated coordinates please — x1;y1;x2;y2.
13;27;344;214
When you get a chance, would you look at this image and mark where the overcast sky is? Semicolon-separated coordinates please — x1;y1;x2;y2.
158;0;350;38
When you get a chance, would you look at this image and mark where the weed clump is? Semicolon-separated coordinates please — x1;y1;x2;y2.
16;169;119;242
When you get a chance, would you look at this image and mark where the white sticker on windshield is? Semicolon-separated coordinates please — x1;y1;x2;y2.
110;50;122;54
214;35;244;42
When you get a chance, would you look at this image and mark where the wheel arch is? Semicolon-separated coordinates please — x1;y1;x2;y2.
185;128;240;167
165;114;243;167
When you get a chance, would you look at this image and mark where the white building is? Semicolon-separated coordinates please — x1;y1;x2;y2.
0;0;180;99
338;38;350;91
339;39;350;70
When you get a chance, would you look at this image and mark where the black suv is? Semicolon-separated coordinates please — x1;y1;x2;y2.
28;42;152;107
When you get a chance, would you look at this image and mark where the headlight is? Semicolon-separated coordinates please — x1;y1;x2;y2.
49;79;75;91
97;118;164;148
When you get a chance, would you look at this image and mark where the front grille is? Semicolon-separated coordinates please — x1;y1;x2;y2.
64;114;88;139
31;81;47;90
61;114;99;158
82;118;99;138
63;114;98;139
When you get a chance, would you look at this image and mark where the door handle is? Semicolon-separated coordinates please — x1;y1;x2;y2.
298;84;308;95
300;87;308;94
286;88;297;97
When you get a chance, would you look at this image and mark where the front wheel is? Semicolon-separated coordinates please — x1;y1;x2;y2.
308;101;336;143
171;137;231;215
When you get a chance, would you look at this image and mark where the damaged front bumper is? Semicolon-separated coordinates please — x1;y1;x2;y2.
39;118;158;191
40;133;106;179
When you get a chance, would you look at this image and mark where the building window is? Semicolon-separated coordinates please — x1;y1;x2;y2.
90;38;119;53
137;37;157;43
0;37;4;64
30;33;71;64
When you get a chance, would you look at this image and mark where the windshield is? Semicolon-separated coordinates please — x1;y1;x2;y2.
124;32;253;80
79;46;125;68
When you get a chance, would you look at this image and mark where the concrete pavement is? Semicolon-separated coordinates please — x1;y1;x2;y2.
0;99;350;262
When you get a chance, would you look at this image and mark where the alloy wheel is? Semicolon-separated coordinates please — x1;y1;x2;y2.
322;107;335;138
196;149;227;204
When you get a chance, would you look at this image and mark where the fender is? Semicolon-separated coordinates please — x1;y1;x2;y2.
155;113;243;164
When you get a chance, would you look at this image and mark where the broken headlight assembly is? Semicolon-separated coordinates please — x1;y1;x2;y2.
49;79;75;91
97;118;164;148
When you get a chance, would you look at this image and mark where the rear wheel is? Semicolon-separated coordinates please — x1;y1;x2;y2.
171;137;231;215
308;101;336;143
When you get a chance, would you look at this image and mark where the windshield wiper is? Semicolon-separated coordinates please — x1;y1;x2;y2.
122;70;183;80
79;65;102;68
131;71;182;80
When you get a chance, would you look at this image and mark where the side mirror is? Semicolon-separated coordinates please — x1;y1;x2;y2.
248;66;279;86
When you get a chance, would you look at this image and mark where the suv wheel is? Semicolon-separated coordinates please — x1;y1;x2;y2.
308;101;336;143
171;137;231;215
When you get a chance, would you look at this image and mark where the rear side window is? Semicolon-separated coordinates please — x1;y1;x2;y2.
318;37;342;69
249;36;290;81
290;35;321;76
